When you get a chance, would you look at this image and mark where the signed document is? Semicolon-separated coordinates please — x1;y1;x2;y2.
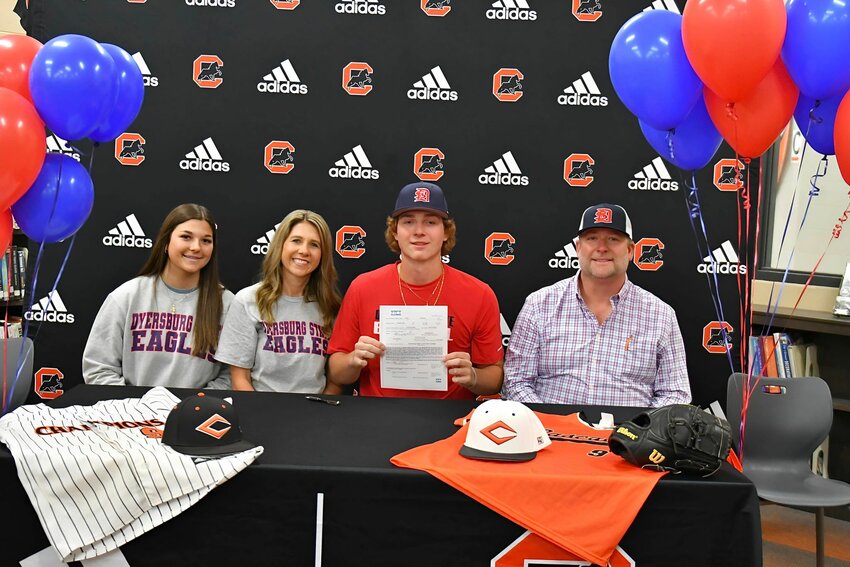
379;305;448;391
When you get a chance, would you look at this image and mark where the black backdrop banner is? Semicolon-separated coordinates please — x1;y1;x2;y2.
22;0;759;409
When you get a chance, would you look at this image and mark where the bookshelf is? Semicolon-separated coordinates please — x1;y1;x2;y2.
1;227;29;338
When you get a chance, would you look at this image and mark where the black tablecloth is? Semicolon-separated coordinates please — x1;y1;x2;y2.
0;386;762;566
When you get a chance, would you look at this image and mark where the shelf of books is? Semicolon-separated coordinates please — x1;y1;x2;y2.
1;225;28;339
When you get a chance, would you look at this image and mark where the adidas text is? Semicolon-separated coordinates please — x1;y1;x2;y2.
257;81;308;94
143;76;159;87
25;311;75;324
628;178;678;191
478;173;529;186
179;159;231;172
486;7;537;20
407;87;458;101
102;235;153;248
549;257;580;269
698;263;747;275
251;244;270;255
558;93;608;106
328;167;379;179
185;0;235;6
335;1;386;14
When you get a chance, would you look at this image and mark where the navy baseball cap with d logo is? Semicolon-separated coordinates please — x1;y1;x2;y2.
392;181;449;218
577;203;633;239
163;392;257;457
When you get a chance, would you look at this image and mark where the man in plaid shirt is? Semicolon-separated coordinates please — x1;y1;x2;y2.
502;203;690;407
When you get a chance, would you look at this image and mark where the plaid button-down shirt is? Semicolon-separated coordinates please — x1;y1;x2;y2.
503;275;690;407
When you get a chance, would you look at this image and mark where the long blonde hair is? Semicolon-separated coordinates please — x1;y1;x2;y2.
256;210;341;335
138;203;224;357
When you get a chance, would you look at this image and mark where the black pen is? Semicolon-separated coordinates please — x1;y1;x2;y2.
305;395;341;406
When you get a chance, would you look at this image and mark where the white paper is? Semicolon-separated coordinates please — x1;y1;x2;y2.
379;305;448;391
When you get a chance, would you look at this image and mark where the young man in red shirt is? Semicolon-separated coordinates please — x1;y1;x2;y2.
326;182;504;399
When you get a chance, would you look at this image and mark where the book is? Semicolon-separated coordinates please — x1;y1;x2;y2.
760;335;779;377
777;333;793;378
788;344;806;377
748;335;763;376
772;333;786;378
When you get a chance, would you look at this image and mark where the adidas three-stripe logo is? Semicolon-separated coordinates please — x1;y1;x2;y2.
558;71;608;106
479;151;529;186
179;137;230;172
407;66;459;101
251;224;281;255
46;134;81;160
132;52;158;87
549;242;580;269
103;214;152;248
328;144;380;180
257;59;308;94
486;0;537;20
629;156;679;191
699;241;747;274
643;0;680;13
25;291;75;323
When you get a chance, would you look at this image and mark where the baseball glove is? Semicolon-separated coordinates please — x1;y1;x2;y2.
608;404;732;476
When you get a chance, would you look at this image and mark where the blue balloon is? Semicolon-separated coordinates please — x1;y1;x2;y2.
639;97;723;170
88;44;144;143
29;34;116;141
11;154;94;243
609;10;702;131
783;0;850;101
793;92;843;156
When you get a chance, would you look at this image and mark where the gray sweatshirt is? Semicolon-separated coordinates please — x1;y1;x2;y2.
82;275;234;389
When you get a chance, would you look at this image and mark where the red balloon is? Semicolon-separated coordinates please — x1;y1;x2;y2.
0;87;46;211
0;34;43;104
0;209;12;256
705;59;799;158
683;0;786;103
835;91;850;186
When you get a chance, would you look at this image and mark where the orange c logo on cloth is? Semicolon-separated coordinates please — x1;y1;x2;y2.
271;0;300;9
633;237;664;271
193;55;224;89
493;68;524;102
414;148;445;181
713;159;745;191
563;153;595;187
342;62;374;96
703;321;734;354
35;367;64;400
114;133;146;166
264;140;295;174
196;414;231;439
485;232;516;266
481;421;517;445
335;226;366;258
572;0;602;21
421;0;451;16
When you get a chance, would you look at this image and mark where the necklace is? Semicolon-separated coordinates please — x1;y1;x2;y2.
397;265;445;306
161;278;198;314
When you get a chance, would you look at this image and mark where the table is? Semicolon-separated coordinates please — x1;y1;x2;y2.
0;386;762;566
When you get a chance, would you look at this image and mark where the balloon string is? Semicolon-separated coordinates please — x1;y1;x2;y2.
5;155;64;415
665;128;676;164
682;172;736;374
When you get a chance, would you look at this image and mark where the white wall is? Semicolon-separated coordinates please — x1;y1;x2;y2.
0;0;23;35
770;119;850;277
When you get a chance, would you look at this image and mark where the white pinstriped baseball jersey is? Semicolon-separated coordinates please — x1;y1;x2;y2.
0;387;263;562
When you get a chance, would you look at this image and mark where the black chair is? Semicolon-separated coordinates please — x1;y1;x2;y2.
727;372;850;567
1;337;34;413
